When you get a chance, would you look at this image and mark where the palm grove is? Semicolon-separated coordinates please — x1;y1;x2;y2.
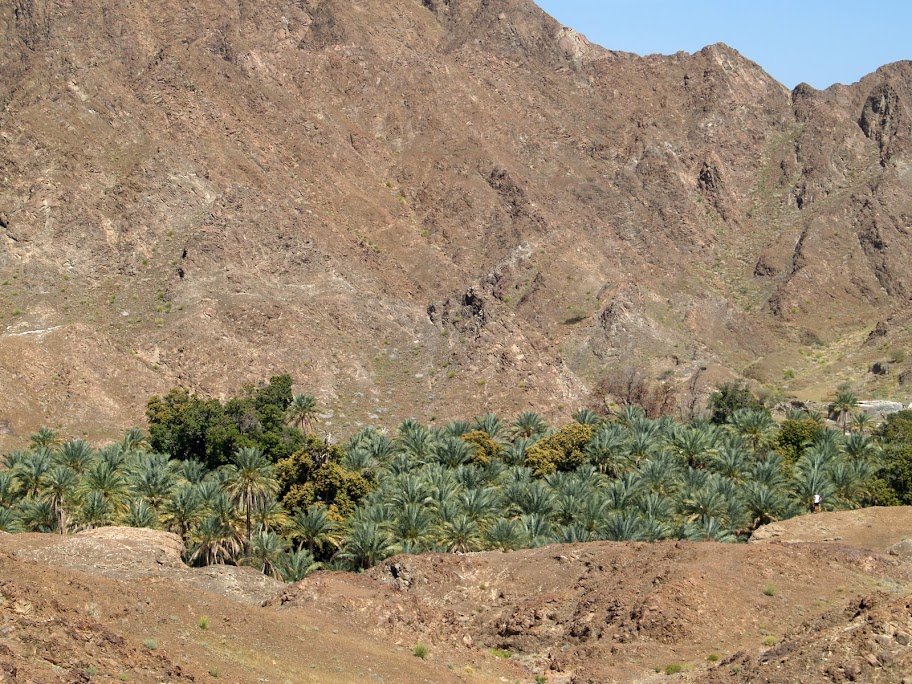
1;374;910;581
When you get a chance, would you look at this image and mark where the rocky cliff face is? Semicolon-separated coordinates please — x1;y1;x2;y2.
1;0;910;442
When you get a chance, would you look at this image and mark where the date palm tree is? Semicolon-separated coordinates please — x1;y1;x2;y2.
286;393;319;432
246;530;287;579
849;412;872;435
42;465;79;534
485;518;523;551
458;486;500;522
20;500;56;532
0;507;22;533
161;484;204;540
472;412;508;441
57;439;94;474
729;409;777;458
433;436;474;468
832;389;858;434
337;520;394;570
438;514;482;553
292;505;338;557
510;411;548;440
572;408;602;427
29;426;60;451
396;419;437;463
0;471;18;508
586;423;630;477
742;482;789;530
842;433;877;462
123;498;158;528
602;510;645;542
78;459;130;520
390;503;436;550
130;454;176;512
280;548;320;582
119;427;148;455
223;446;279;550
519;513;553;547
189;512;243;566
14;449;52;499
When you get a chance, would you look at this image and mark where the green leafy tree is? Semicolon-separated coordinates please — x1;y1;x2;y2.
707;381;766;425
775;417;823;463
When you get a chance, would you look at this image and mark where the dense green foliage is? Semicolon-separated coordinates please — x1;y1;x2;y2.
3;381;909;582
875;410;912;505
276;435;371;517
707;381;768;425
146;375;306;468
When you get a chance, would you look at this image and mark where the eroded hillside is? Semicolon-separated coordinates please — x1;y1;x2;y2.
1;0;911;442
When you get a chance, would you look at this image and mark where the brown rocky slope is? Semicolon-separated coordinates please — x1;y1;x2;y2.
1;0;911;443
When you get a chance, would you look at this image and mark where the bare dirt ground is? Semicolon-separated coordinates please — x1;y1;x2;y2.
3;508;912;683
749;506;912;552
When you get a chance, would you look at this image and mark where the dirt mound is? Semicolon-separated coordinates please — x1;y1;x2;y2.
698;593;912;684
0;533;477;684
10;527;281;605
0;549;196;684
274;538;911;682
3;509;912;683
750;506;912;552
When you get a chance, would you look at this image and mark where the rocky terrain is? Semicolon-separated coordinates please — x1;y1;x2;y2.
2;508;912;683
1;0;912;444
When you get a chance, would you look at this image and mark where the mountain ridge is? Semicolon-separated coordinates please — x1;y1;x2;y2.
1;0;911;445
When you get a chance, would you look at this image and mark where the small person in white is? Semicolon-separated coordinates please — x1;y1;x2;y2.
813;493;822;513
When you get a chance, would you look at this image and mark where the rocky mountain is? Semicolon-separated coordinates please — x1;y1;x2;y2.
1;0;911;442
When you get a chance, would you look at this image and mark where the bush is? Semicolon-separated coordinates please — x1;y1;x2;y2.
525;423;595;477
665;663;683;675
461;431;503;465
198;616;210;630
277;436;372;516
142;639;158;650
708;381;767;424
762;584;777;597
413;644;429;659
146;374;305;468
775;418;823;462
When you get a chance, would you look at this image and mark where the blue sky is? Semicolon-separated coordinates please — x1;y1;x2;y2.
535;1;911;89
